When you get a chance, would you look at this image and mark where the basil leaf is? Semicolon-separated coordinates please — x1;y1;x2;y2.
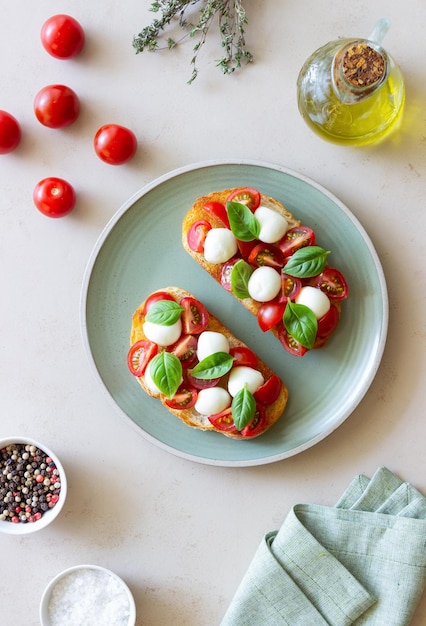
283;246;330;278
190;352;234;380
284;301;318;349
232;385;256;431
231;259;253;299
149;351;182;398
227;201;260;242
145;300;183;326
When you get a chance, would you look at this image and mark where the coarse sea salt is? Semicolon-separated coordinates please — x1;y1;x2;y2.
48;568;131;626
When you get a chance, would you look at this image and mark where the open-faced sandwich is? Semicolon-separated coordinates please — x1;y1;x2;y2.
128;287;288;439
182;187;349;356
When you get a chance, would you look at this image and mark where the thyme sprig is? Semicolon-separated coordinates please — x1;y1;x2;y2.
133;0;253;83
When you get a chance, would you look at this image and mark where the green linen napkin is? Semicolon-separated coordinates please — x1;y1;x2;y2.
221;467;426;625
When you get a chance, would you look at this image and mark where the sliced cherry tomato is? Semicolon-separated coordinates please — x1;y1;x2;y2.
317;303;339;338
94;124;137;165
41;14;85;59
180;297;209;335
127;340;158;376
165;385;197;410
168;334;198;369
208;408;237;432
220;258;239;291
313;268;349;301
34;84;80;128
203;201;230;228
257;300;286;332
229;346;258;368
241;404;266;437
248;243;284;269
254;375;282;405
237;239;260;260
277;322;308;357
186;371;221;390
0;110;21;154
187;219;212;253
227;187;261;212
279;273;302;302
33;177;76;218
142;292;176;315
278;226;316;257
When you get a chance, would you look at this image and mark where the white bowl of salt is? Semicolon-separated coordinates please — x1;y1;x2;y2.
39;564;136;626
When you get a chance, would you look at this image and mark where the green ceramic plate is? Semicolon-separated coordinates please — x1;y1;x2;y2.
80;161;388;466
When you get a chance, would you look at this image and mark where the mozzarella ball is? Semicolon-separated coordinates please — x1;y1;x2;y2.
228;366;264;397
144;362;161;395
254;206;289;243
196;331;230;361
195;387;231;415
203;228;238;263
248;266;281;302
296;286;331;319
142;319;182;346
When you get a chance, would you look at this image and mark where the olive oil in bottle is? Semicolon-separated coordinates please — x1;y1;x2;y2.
297;21;405;146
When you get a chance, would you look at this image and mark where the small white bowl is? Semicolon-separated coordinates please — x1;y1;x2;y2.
0;436;67;535
40;564;137;626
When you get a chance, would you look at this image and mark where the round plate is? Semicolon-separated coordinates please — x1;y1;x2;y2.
80;160;388;466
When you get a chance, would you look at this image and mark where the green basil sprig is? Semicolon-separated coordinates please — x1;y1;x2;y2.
232;385;256;430
145;300;183;326
149;351;182;398
231;259;253;299
190;352;234;380
227;201;260;242
284;300;318;349
283;246;330;278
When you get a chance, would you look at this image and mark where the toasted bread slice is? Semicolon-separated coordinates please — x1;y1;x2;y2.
182;189;341;351
130;287;288;439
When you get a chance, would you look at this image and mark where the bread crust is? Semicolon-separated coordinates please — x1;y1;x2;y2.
182;188;341;346
130;286;288;439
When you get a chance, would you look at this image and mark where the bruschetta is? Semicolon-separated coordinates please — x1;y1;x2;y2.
182;187;349;357
128;287;288;439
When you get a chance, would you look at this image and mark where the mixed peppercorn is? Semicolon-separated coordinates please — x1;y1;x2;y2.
0;443;61;524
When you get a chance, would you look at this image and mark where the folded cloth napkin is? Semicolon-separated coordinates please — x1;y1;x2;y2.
221;467;426;626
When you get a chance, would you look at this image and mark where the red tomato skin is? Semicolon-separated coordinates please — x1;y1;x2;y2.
220;258;239;291
168;334;198;369
229;346;258;368
187;220;212;252
254;375;282;405
277;322;308;357
41;14;85;59
34;85;80;128
127;340;158;377
257;300;286;332
165;385;198;410
142;292;176;315
278;226;316;257
94;124;137;165
180;297;209;335
313;268;349;301
208;408;237;432
248;243;284;269
33;177;76;218
203;201;230;228
227;187;261;212
186;372;221;390
241;404;267;437
316;304;339;338
0;110;21;154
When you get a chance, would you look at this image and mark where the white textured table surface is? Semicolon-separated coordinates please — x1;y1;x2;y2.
1;1;425;624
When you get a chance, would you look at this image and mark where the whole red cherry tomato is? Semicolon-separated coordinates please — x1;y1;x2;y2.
41;14;85;59
94;124;137;165
34;85;80;128
0;110;21;154
33;177;76;218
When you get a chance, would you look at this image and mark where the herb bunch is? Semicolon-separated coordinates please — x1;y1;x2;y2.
133;0;253;83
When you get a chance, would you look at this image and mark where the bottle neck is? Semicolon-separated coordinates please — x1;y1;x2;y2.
332;40;389;104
